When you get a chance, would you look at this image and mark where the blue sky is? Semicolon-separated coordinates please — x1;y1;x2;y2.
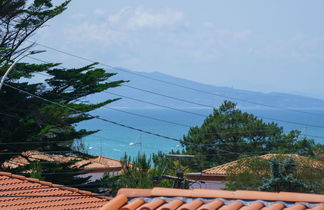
32;0;324;99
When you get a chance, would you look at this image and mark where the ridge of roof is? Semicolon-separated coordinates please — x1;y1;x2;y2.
99;187;324;210
117;187;324;203
0;171;111;200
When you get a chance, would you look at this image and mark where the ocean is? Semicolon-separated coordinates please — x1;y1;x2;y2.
76;108;324;160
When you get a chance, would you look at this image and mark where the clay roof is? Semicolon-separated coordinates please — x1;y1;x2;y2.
1;150;122;172
71;156;122;170
202;154;324;175
0;171;111;210
99;187;324;210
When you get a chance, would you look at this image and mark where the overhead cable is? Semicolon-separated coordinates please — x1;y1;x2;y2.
26;56;324;130
28;41;324;118
4;83;180;142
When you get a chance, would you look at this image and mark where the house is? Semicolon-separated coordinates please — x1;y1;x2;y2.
1;150;122;181
186;154;324;190
1;171;323;209
0;171;111;209
100;187;324;209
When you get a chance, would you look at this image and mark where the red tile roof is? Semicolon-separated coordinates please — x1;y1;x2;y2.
1;170;323;210
100;187;324;210
0;171;111;210
1;151;122;172
202;154;324;176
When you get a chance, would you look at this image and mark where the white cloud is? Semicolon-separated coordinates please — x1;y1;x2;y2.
63;6;324;65
103;6;187;30
64;7;188;45
93;8;106;17
126;7;186;30
248;34;324;60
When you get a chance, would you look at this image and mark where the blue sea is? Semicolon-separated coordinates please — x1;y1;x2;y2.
76;108;324;160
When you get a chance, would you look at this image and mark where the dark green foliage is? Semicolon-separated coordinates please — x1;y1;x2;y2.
0;0;71;64
0;0;127;189
8;160;91;187
181;101;320;169
224;155;324;193
0;62;125;163
94;152;181;195
259;158;313;193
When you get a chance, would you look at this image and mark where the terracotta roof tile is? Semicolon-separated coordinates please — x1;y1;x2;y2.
283;204;306;210
102;187;324;210
157;199;184;210
179;199;204;209
0;171;110;210
119;198;145;210
311;206;324;210
240;202;264;210
197;200;224;210
202;154;324;175
138;198;165;210
219;201;244;210
100;194;128;210
117;188;152;197
1;151;122;172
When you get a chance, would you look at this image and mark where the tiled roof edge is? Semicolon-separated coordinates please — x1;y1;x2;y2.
117;187;324;203
0;171;111;200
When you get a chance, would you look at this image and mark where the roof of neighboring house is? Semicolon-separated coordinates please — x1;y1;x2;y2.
99;187;324;210
72;156;122;169
202;154;324;176
0;171;111;210
1;150;122;172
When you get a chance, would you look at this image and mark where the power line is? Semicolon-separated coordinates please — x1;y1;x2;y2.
105;91;207;118
103;106;192;128
0;194;111;198
0;112;17;118
122;84;213;108
0;151;72;155
27;56;324;130
198;148;324;172
28;41;324;118
107;90;324;128
0;176;161;194
4;83;180;142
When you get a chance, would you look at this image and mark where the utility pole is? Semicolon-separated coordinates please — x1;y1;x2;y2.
166;154;194;188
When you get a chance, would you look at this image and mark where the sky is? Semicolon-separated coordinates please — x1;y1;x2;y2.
31;0;324;99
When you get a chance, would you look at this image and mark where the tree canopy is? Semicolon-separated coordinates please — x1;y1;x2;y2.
0;0;126;187
225;155;324;193
0;0;70;64
181;101;320;169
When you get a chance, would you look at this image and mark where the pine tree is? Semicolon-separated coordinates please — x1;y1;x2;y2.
181;101;319;169
0;0;126;188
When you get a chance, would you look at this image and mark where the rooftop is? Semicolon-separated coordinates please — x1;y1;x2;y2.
0;171;111;210
1;171;323;209
1;150;122;172
202;154;324;176
100;187;324;210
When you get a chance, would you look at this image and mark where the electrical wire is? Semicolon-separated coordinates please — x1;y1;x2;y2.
27;41;324;118
105;91;207;117
211;148;324;172
122;84;213;108
103;106;192;128
4;83;180;142
26;56;324;130
0;176;163;195
0;151;72;155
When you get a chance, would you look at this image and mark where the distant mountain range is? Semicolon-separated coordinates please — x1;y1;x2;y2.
91;68;324;109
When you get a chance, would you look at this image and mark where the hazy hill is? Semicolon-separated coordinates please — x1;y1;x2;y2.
92;68;324;109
